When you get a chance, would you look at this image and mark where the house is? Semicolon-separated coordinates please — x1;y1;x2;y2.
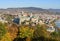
31;22;36;26
25;21;30;25
13;17;20;24
38;20;44;25
47;26;55;32
0;17;8;23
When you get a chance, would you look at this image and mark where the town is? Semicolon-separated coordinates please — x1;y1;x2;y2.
0;10;60;41
0;0;60;41
0;11;60;33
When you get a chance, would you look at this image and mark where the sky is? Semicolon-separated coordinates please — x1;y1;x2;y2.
0;0;60;9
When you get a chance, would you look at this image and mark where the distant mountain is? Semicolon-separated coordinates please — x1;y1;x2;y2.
7;7;47;12
7;7;60;12
48;9;60;12
0;7;60;15
20;7;46;11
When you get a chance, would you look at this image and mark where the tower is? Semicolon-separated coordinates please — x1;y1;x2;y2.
30;13;33;18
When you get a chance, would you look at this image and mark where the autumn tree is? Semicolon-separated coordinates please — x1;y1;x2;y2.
19;26;34;41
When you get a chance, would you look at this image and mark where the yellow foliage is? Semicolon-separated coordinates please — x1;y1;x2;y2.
1;33;12;41
19;26;34;38
7;24;18;40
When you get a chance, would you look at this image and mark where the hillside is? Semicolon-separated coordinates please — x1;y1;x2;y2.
0;7;60;15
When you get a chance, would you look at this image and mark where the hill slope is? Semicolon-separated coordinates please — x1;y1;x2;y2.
0;7;60;15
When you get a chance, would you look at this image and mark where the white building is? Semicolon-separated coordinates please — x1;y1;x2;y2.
0;17;8;23
47;26;55;32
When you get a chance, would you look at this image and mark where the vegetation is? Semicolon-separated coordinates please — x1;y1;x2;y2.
0;22;7;40
19;26;34;38
0;33;12;41
0;22;60;41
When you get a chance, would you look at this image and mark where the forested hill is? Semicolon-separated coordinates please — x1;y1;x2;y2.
0;7;60;15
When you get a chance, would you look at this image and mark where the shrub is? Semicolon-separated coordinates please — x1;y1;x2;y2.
19;26;34;38
0;22;7;40
1;33;12;41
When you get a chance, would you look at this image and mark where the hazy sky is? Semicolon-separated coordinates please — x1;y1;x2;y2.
0;0;60;9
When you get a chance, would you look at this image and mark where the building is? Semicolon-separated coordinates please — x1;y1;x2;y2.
47;26;55;32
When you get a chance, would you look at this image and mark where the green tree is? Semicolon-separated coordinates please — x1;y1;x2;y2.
0;22;7;40
19;26;34;41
